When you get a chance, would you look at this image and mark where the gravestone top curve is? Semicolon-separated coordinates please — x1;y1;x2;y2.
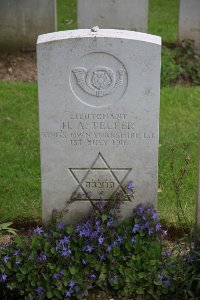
37;29;161;46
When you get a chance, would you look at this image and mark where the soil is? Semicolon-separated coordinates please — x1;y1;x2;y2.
0;51;37;82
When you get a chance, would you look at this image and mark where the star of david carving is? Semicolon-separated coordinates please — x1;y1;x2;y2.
69;152;132;201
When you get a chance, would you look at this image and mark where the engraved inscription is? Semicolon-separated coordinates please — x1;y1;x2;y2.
41;112;157;148
69;153;132;201
70;52;128;108
73;66;125;97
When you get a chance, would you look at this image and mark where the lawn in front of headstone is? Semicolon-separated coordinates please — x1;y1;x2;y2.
0;82;199;225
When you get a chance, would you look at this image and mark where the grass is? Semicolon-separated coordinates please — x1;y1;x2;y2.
57;0;77;31
148;0;179;43
0;82;199;224
57;0;180;43
159;87;200;224
0;82;41;221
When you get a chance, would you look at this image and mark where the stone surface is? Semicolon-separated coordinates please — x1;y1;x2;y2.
179;0;200;49
78;0;149;32
37;29;161;224
0;0;56;51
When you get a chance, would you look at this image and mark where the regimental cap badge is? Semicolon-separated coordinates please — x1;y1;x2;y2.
72;66;125;97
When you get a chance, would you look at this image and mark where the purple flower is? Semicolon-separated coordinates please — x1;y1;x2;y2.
127;182;134;191
82;258;87;265
36;287;44;296
95;220;101;227
88;274;96;279
37;252;47;263
0;273;7;282
57;222;65;230
144;222;150;229
61;236;70;245
76;224;91;238
117;236;123;243
164;278;171;287
52;272;62;280
98;236;104;245
83;244;94;253
131;236;136;243
158;274;164;281
135;204;145;215
107;245;112;253
148;228;153;235
91;230;99;238
3;255;9;264
13;249;20;257
65;290;71;298
132;224;140;233
110;275;118;282
152;212;159;221
100;254;105;261
69;279;76;288
113;236;123;246
147;206;154;214
156;224;162;231
15;261;22;266
33;226;44;235
61;248;72;257
107;220;113;227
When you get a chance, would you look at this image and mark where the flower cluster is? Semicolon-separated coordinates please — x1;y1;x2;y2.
0;196;176;299
132;203;167;239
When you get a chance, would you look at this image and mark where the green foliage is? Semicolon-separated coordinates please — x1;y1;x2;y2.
0;202;178;299
161;44;200;87
0;222;16;236
0;204;17;236
174;41;200;86
161;47;182;86
158;87;199;224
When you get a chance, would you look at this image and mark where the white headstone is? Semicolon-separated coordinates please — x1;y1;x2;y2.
0;0;56;51
37;29;161;224
179;0;200;49
78;0;149;32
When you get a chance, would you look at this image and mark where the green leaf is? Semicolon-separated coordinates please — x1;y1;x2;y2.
47;291;53;298
154;280;162;286
66;226;74;234
138;272;146;279
5;261;11;269
101;214;107;221
69;266;76;275
136;287;144;294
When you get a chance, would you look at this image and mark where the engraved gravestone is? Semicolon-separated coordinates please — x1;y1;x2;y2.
0;0;56;51
179;0;200;50
37;29;161;224
78;0;149;32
